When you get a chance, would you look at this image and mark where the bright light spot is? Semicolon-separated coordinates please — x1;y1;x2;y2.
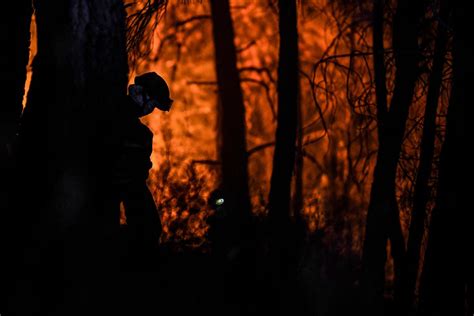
215;198;224;206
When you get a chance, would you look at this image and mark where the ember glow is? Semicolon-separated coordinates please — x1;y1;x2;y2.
124;0;446;253
131;0;380;250
22;0;447;255
8;0;465;314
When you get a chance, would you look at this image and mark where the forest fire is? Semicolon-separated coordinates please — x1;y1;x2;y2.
2;0;467;315
23;1;366;247
133;0;375;246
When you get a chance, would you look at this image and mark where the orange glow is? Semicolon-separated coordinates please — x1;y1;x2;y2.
131;0;378;248
120;201;127;225
21;0;447;260
23;14;36;109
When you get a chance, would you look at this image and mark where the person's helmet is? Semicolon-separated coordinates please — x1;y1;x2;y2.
134;72;173;111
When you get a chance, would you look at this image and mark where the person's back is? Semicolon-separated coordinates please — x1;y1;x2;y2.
114;96;154;187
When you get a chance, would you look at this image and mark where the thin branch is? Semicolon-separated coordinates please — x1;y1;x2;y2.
247;141;275;157
175;14;211;27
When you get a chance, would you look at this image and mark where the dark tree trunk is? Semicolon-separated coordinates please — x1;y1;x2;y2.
0;0;31;157
362;0;425;313
418;2;467;315
268;0;299;237
0;0;32;312
9;0;128;315
210;0;251;226
396;0;450;311
209;2;255;312
267;0;299;313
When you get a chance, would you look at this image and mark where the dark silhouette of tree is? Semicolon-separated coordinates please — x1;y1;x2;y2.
208;3;257;312
9;0;128;314
209;0;251;225
0;1;32;312
396;0;451;312
362;0;425;313
267;0;299;313
418;2;467;315
268;0;299;237
0;0;31;160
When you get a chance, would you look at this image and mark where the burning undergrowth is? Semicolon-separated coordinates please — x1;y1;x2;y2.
149;161;217;251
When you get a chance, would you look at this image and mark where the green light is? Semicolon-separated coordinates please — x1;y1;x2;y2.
215;198;224;206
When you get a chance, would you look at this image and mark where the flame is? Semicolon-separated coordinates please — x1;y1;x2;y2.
21;0;447;259
23;14;37;109
130;0;380;249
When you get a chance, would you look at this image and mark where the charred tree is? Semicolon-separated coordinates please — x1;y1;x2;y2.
362;0;425;313
268;0;299;240
210;0;251;227
209;2;255;312
0;0;31;160
267;0;299;313
396;0;451;311
418;2;467;315
0;0;32;312
9;0;128;314
0;0;31;162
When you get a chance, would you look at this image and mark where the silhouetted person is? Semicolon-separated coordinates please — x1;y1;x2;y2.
113;72;173;267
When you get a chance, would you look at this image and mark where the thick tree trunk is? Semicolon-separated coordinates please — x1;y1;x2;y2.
362;0;424;313
0;0;31;156
268;0;299;237
0;0;32;312
209;2;254;312
397;0;450;311
210;0;251;227
418;3;467;315
10;1;128;315
267;0;299;313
